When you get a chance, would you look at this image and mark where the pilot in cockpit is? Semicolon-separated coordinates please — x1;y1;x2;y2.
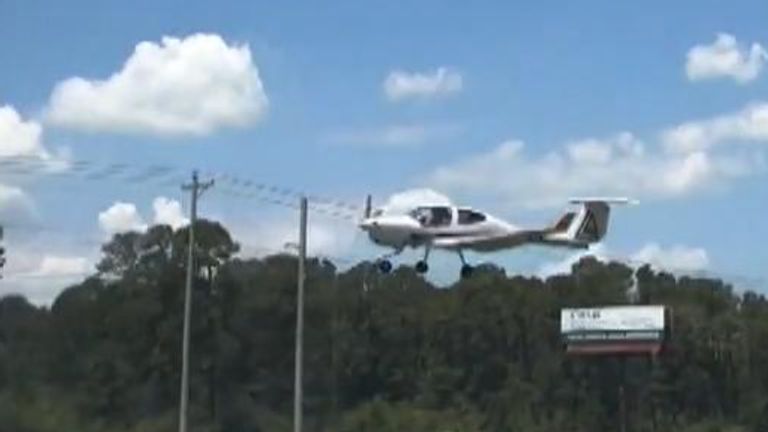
411;207;434;227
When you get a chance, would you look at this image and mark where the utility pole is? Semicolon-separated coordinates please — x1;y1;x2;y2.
178;171;214;432
0;225;5;279
619;355;628;432
294;196;308;432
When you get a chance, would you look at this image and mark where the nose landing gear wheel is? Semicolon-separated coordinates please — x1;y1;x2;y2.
460;264;474;279
415;260;429;274
377;259;393;274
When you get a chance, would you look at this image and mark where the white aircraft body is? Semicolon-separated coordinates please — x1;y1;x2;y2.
359;197;633;278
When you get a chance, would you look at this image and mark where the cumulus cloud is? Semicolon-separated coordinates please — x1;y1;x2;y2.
98;202;147;235
152;196;188;229
663;102;768;153
428;133;752;209
97;197;189;235
384;67;463;101
0;105;72;226
233;219;356;259
536;243;708;277
0;105;51;160
46;33;268;136
35;255;92;277
537;243;608;277
325;124;461;148
0;184;34;222
1;252;94;306
0;106;65;221
380;188;453;214
428;99;768;209
630;243;709;273
686;33;767;83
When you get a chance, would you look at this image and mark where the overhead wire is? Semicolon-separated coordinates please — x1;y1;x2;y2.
208;170;362;217
0;154;364;218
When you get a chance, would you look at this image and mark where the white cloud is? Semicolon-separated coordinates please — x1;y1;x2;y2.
380;188;453;214
0;105;51;159
630;243;709;273
35;255;91;276
686;33;767;83
1;251;94;306
98;201;147;235
233;219;356;259
326;124;460;148
567;138;618;164
537;243;608;277
428;133;753;209
46;33;268;136
0;184;34;222
97;197;189;236
384;67;463;101
0;105;69;225
428;99;768;210
536;242;708;277
663;102;768;153
152;196;188;229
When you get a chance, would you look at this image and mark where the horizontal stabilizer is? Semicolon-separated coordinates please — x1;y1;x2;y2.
569;197;639;205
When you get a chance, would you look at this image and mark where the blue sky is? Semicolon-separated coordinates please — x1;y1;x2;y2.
1;0;768;302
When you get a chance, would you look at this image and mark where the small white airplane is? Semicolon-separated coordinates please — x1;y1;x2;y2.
359;196;634;278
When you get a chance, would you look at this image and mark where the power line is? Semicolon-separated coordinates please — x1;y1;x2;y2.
0;154;365;216
210;171;362;214
213;183;359;223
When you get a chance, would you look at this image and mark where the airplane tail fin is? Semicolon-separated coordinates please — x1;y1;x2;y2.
545;198;636;246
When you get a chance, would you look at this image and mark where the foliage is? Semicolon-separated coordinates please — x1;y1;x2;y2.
0;220;766;431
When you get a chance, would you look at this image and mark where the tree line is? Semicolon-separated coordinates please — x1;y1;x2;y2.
0;220;766;431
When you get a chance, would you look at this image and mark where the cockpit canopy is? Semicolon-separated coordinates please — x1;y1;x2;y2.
408;206;487;227
409;206;452;227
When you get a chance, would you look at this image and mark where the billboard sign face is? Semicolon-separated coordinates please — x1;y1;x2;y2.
561;306;665;333
561;306;667;355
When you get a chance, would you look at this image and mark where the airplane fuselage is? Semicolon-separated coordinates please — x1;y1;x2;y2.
358;198;629;277
360;206;529;253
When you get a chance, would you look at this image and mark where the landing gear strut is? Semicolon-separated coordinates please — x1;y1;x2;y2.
458;250;474;279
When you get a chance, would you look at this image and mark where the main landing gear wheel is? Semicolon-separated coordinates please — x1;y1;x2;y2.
460;264;474;279
415;260;429;274
377;259;393;274
457;249;473;279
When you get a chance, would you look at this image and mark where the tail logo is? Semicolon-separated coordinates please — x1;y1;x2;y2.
579;210;599;240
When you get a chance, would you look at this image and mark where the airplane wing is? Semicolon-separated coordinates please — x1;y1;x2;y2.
432;230;548;252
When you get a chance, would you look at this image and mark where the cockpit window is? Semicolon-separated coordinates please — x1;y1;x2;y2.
410;206;453;227
458;209;487;225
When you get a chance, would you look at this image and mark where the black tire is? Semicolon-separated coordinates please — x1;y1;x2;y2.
415;260;429;274
460;264;474;279
378;259;393;274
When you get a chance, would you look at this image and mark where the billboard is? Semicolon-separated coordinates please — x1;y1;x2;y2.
561;306;667;355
